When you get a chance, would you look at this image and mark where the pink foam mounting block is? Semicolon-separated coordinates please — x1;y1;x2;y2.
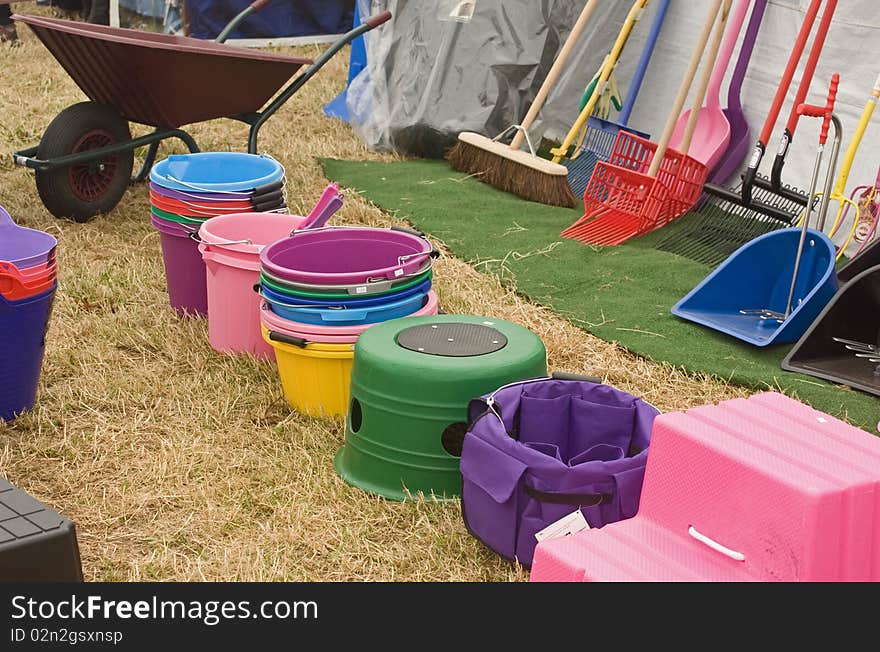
530;392;880;582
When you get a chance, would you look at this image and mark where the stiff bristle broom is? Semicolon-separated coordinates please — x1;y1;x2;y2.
447;0;601;208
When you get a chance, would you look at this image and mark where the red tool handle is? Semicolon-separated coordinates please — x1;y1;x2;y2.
250;0;271;11
365;10;393;29
797;73;839;145
758;0;822;145
782;0;837;136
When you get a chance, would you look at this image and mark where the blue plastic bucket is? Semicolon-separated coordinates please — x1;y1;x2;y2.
0;284;56;422
260;277;432;309
264;290;429;326
150;153;284;193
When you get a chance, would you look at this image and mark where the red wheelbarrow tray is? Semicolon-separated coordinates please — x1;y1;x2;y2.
13;14;311;129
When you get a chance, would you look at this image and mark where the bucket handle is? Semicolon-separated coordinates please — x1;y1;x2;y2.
189;231;254;247
397;250;439;265
390;225;426;238
267;330;309;348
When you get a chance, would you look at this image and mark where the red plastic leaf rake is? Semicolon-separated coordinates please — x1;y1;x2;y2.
562;132;693;244
563;0;730;246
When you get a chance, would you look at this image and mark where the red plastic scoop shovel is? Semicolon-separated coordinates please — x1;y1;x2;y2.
563;0;730;246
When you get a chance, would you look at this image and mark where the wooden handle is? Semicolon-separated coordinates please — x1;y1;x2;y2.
648;0;724;177
680;0;733;154
510;0;601;151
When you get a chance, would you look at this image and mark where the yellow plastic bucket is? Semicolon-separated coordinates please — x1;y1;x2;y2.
261;326;355;417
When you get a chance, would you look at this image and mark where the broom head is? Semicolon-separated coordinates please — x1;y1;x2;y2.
448;132;576;208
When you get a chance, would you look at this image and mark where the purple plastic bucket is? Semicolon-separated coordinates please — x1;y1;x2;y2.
0;206;58;270
260;227;434;285
150;213;207;317
150;182;254;202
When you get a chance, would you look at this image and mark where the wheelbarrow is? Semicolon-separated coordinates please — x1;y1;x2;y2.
10;1;391;222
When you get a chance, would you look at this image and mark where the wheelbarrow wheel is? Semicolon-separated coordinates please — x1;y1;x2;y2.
35;102;134;222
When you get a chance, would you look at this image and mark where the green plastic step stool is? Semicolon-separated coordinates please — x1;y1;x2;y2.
334;315;547;501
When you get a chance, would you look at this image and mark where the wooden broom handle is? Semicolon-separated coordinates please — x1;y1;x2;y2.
648;0;723;177
680;0;733;154
510;0;601;151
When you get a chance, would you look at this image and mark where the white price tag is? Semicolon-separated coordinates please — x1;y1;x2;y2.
534;510;589;543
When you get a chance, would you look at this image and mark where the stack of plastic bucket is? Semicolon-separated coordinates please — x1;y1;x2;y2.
0;207;58;422
259;226;440;417
149;152;286;317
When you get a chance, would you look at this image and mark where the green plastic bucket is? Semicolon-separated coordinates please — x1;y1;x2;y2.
334;315;547;501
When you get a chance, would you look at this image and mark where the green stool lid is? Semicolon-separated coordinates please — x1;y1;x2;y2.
397;322;508;357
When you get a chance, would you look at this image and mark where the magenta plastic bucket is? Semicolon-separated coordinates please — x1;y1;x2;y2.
260;226;435;285
259;291;440;338
197;212;305;358
150;213;207;317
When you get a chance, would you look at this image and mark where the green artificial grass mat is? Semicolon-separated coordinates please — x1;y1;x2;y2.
321;158;879;432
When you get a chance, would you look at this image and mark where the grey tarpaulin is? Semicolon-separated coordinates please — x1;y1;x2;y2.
347;0;880;227
346;0;623;158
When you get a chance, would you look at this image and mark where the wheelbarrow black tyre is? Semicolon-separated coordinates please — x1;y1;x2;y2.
34;102;133;223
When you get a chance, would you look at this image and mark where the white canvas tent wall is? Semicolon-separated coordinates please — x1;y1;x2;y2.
540;0;880;203
353;0;880;208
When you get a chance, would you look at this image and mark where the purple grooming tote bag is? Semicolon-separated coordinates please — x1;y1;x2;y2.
460;375;659;568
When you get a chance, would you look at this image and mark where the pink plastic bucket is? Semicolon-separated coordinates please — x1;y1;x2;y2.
258;290;440;339
151;213;208;317
198;212;306;357
259;304;359;345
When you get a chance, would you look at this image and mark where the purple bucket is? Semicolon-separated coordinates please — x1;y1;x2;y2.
260;226;434;285
460;377;659;567
0;206;57;270
150;213;207;317
150;182;254;202
0;284;56;422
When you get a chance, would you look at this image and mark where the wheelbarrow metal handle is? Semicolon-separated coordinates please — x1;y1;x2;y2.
365;10;392;29
246;10;394;153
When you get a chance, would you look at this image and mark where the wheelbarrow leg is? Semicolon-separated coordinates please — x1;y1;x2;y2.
131;140;160;184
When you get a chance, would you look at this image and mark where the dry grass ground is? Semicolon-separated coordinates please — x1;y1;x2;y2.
0;12;749;581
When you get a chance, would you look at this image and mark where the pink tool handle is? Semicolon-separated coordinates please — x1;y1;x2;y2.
706;0;751;110
758;0;822;145
796;73;839;145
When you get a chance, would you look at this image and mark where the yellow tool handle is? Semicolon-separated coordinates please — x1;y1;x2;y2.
550;0;649;163
510;0;602;151
831;72;880;197
648;0;723;178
